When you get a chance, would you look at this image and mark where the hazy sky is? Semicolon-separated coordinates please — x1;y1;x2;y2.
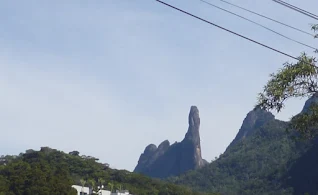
1;0;317;171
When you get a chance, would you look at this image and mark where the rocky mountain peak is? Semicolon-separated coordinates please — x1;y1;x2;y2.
301;92;318;113
228;107;275;148
184;106;201;141
158;140;170;150
144;144;157;155
133;106;207;178
188;106;200;127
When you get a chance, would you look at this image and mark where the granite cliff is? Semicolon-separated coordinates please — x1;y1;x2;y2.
134;106;207;178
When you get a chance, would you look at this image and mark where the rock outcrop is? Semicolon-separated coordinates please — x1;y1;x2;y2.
301;92;318;113
173;94;318;195
134;106;207;178
227;106;275;148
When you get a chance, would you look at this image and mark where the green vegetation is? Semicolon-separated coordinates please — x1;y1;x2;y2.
171;23;318;194
1;23;316;195
169;119;315;195
257;24;318;139
314;24;318;43
0;147;218;195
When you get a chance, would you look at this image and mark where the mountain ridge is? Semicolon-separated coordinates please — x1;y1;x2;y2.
169;93;318;195
134;106;207;178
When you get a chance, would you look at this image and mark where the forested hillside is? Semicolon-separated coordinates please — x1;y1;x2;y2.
0;147;218;195
169;104;318;195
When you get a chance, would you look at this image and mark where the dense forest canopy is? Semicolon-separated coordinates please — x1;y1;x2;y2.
0;147;218;195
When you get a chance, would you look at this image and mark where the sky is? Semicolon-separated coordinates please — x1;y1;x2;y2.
1;0;317;171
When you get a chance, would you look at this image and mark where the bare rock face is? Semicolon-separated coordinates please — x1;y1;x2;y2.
133;106;207;178
181;106;205;170
227;106;275;149
301;92;318;113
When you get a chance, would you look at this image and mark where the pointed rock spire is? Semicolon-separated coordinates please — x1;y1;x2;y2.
133;106;207;178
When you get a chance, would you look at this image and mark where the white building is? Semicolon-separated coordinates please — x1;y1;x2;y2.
72;185;92;195
112;190;131;195
98;189;111;195
72;185;131;195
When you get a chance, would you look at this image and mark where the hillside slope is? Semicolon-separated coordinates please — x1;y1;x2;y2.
0;147;218;195
170;98;318;195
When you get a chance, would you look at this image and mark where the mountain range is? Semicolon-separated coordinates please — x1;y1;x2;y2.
2;94;318;195
134;93;318;195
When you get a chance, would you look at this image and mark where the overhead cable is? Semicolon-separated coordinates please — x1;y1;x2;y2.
272;0;318;21
215;0;314;37
155;0;314;65
199;0;317;50
273;0;318;19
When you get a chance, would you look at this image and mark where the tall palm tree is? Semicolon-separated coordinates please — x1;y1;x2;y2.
108;182;114;192
80;179;86;194
116;184;122;192
98;178;105;187
97;178;105;194
88;179;96;193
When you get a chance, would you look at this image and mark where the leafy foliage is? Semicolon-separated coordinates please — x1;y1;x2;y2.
312;24;318;40
257;25;318;138
0;149;77;195
0;147;218;195
257;53;317;113
288;103;318;139
170;119;314;195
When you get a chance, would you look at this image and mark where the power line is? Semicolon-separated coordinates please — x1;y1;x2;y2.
272;0;318;21
199;0;317;50
216;0;314;37
155;0;314;65
273;0;318;19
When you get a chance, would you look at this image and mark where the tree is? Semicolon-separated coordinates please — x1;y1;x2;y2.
257;24;318;139
314;24;318;40
116;183;122;191
0;147;214;195
97;178;105;188
69;151;80;156
80;179;86;193
88;179;97;192
108;182;114;192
